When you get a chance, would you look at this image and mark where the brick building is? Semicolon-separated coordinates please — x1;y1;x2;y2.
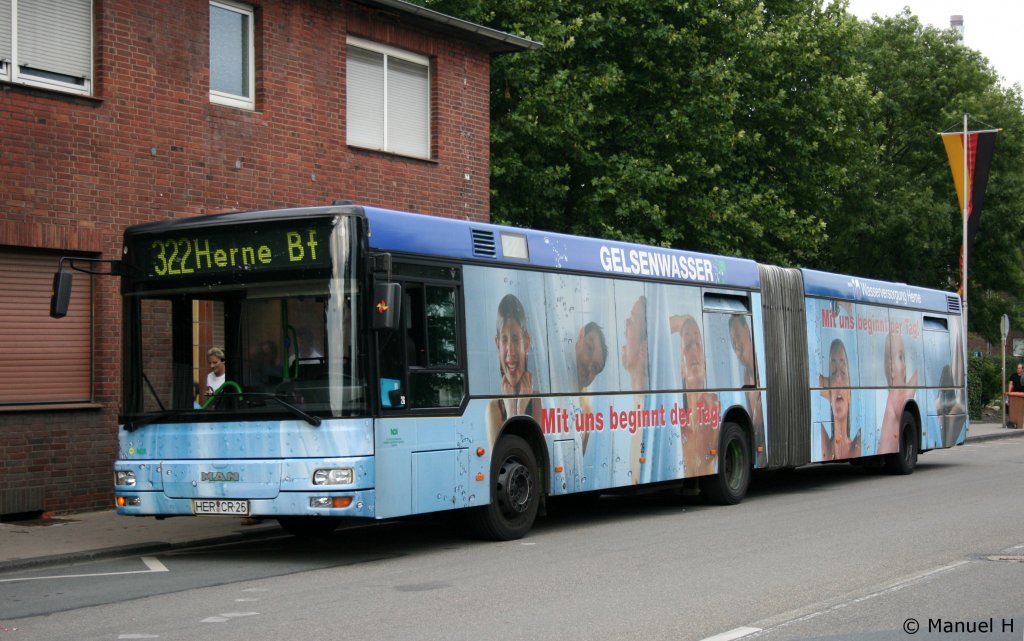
0;0;536;517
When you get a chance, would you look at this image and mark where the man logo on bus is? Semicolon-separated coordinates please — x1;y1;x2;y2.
201;471;239;482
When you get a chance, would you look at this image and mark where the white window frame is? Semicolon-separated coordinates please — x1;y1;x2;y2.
209;0;255;110
1;0;93;96
346;36;431;160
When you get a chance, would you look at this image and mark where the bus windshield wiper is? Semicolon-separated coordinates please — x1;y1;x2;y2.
242;392;323;427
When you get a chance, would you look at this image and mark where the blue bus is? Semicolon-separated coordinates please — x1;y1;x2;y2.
88;202;966;539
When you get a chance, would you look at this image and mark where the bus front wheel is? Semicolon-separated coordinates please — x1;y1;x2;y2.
699;422;751;505
885;412;918;475
469;434;540;541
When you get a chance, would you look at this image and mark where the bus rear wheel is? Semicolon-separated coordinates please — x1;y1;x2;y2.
699;422;751;505
885;412;918;475
469;434;540;540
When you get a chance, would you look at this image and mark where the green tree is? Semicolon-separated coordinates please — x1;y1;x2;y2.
420;0;877;266
418;0;1024;337
828;9;1024;340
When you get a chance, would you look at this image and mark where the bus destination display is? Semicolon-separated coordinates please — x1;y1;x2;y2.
131;222;331;280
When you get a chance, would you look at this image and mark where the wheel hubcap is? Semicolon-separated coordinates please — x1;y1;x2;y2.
497;458;532;517
725;441;741;489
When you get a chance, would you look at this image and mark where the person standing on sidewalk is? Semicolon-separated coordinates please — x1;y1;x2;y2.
1006;363;1024;427
1009;364;1024;393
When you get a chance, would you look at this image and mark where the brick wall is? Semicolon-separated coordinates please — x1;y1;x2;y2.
0;0;495;515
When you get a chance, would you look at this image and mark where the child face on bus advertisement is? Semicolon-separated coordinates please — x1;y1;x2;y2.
884;332;907;386
681;316;705;389
621;297;647;374
495;295;533;395
575;322;608;390
827;339;850;427
729;315;754;372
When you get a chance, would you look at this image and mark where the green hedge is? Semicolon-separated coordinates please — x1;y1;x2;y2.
968;354;1007;419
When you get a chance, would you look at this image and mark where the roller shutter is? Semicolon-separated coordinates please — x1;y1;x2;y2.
0;250;92;405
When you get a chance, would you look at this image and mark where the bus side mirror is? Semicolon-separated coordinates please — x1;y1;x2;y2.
373;282;401;330
50;272;73;318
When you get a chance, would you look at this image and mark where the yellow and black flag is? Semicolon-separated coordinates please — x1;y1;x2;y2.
941;128;998;295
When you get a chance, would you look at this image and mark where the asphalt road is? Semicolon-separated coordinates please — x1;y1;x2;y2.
1;437;1021;641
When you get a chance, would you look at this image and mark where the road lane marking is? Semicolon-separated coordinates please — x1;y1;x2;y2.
699;626;762;641
201;612;259;623
0;556;169;583
141;556;168;572
737;560;970;638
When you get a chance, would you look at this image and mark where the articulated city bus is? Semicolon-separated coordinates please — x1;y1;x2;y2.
83;202;966;539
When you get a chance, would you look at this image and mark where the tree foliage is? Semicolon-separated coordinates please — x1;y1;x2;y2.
416;0;1024;338
829;10;1024;342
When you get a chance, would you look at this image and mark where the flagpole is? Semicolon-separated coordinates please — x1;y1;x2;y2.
962;113;968;333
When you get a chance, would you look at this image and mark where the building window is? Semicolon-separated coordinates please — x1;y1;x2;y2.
209;0;254;110
347;36;430;160
0;0;93;95
0;250;93;407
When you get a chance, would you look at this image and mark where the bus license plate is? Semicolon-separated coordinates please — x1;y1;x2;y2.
193;499;250;516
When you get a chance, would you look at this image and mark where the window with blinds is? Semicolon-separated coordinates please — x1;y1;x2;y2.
0;0;10;77
346;37;430;160
0;0;93;94
0;250;93;406
209;0;255;110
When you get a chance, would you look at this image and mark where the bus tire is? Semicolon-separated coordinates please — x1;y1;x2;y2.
885;412;918;475
469;434;539;540
277;516;340;538
699;422;751;505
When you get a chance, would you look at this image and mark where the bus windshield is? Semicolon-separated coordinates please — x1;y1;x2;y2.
121;216;365;424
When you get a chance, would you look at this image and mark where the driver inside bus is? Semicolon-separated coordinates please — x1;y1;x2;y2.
202;347;227;408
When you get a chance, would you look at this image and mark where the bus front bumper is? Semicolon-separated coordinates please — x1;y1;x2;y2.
113;489;376;519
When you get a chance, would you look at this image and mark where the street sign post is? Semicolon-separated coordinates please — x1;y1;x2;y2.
1001;314;1010;429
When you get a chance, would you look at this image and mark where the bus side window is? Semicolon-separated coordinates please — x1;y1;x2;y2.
406;282;465;409
405;286;427;368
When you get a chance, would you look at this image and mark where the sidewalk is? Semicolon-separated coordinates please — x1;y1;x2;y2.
2;422;1021;572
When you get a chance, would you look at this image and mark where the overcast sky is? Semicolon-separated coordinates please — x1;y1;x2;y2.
843;0;1023;90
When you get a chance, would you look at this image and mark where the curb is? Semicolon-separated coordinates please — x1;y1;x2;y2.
0;526;285;574
966;427;1024;444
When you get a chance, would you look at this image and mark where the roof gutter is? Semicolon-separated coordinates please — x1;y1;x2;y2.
353;0;542;54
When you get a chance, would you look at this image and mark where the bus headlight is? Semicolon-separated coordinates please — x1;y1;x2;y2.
115;471;137;487
313;468;354;485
